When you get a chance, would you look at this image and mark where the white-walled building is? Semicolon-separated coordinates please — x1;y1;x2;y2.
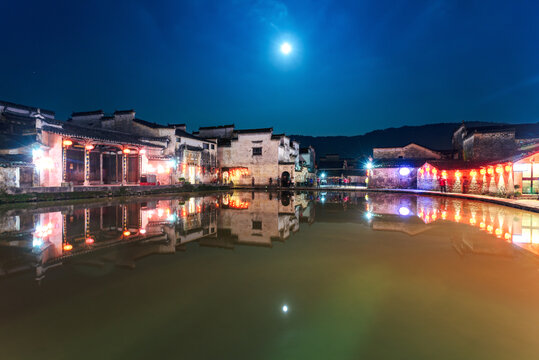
69;109;217;184
195;125;298;186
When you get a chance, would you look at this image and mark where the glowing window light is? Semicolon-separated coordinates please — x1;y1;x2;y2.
85;237;95;244
63;140;73;146
123;148;131;154
480;168;486;175
85;144;94;150
487;167;493;175
123;230;131;236
63;243;73;251
399;207;411;216
495;166;503;174
399;167;411;176
505;165;512;172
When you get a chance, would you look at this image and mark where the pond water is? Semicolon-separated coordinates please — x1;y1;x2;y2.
1;191;539;359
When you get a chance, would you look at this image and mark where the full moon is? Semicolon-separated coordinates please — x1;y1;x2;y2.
280;42;292;55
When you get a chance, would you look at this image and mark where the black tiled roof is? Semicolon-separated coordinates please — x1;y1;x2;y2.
199;124;234;130
133;118;169;129
0;154;33;167
176;128;215;143
72;110;104;117
236;128;273;134
465;122;539;139
114;109;135;115
0;100;55;116
41;121;165;148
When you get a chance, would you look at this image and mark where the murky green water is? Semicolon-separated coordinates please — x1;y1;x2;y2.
1;191;539;359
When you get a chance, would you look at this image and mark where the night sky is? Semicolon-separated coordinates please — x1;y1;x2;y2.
1;0;538;135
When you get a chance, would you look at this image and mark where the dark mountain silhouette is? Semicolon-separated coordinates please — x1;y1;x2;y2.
291;121;505;159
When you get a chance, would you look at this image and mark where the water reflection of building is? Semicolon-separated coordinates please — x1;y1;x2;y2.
0;196;220;281
365;192;539;257
215;192;299;247
0;192;315;282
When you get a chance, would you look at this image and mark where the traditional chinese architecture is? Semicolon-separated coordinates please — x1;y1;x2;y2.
69;109;218;185
195;125;299;186
294;146;316;186
452;122;539;160
417;160;514;194
368;143;449;189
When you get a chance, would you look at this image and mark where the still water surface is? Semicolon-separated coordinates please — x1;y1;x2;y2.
1;191;539;359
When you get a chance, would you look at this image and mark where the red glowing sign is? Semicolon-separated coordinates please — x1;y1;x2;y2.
228;199;250;209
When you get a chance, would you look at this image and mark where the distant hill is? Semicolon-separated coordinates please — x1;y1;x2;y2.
291;121;502;159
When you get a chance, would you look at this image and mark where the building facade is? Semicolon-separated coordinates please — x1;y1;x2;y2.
69;109;218;185
195;125;299;186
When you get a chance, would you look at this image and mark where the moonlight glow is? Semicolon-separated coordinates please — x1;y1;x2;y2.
280;42;292;55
